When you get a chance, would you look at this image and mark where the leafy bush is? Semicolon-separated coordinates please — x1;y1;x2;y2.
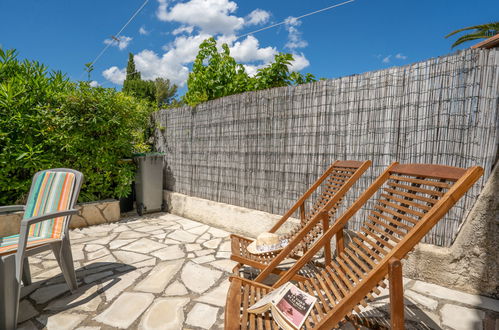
183;37;317;106
0;48;154;205
183;38;249;106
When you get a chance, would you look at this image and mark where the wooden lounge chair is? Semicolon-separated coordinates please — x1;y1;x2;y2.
225;163;483;329
0;169;83;329
231;160;371;282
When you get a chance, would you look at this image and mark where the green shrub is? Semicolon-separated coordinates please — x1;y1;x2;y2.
183;37;317;106
0;48;154;205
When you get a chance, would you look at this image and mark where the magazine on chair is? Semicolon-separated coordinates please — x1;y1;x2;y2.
247;282;317;330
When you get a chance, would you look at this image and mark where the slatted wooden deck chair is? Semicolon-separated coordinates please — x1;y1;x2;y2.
0;169;83;329
230;160;371;282
225;163;483;330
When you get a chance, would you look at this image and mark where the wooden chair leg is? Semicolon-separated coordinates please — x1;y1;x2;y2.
389;258;405;330
300;203;306;226
321;213;332;265
335;227;345;257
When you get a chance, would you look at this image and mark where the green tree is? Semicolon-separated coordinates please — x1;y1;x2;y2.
125;52;141;81
84;62;94;81
289;72;317;85
183;38;316;106
123;79;156;103
183;37;249;106
155;77;178;107
122;53;178;108
445;22;499;48
249;53;294;90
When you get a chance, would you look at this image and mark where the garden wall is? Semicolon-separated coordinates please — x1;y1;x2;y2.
0;200;120;237
154;48;499;247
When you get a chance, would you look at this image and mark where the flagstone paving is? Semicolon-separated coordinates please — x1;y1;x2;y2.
16;213;499;329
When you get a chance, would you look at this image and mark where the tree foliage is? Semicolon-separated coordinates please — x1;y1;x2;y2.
0;48;154;205
445;22;499;48
183;37;316;106
155;77;178;107
122;53;178;108
184;38;248;106
125;52;141;81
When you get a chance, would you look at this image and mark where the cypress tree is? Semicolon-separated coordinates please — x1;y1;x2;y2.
125;53;141;81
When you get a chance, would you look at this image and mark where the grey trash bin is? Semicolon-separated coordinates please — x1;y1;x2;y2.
134;153;165;215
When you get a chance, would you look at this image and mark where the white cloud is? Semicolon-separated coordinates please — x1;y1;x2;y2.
89;81;100;87
156;0;244;35
381;53;407;63
172;25;194;35
284;17;308;50
104;36;133;50
102;1;311;87
243;64;262;77
139;26;149;35
289;53;310;72
395;53;407;60
157;0;168;20
102;66;126;84
245;9;270;26
243;52;310;77
135;34;211;86
229;36;276;63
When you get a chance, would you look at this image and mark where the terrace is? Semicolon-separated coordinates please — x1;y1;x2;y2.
14;213;499;330
1;31;498;330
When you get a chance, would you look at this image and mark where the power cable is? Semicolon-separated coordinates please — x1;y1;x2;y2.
81;0;149;80
235;0;355;41
100;0;354;84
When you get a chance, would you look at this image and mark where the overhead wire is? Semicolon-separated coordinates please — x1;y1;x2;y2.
80;0;149;81
96;0;355;85
235;0;354;41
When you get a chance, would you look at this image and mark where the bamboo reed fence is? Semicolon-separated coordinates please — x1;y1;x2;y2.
154;48;499;246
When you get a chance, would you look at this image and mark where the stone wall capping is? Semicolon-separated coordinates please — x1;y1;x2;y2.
0;199;121;236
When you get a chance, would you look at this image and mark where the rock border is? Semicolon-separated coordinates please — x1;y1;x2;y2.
0;199;121;236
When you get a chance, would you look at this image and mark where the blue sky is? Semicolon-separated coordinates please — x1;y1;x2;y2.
1;0;497;95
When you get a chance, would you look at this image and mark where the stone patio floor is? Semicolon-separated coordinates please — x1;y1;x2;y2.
15;213;499;330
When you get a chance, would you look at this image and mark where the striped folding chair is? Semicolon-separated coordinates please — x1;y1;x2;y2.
0;168;83;329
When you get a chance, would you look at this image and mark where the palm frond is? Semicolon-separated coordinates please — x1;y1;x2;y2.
445;22;499;38
445;22;499;48
451;31;491;48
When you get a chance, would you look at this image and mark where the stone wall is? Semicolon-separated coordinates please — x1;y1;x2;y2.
164;191;300;238
0;199;121;237
70;199;121;229
404;162;499;298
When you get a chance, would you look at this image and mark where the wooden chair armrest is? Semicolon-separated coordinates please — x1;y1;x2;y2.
228;275;272;290
230;233;252;241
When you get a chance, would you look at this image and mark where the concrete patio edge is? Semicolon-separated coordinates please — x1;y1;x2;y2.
163;191;300;238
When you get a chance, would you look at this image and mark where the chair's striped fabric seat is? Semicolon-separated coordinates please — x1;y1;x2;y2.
0;171;76;256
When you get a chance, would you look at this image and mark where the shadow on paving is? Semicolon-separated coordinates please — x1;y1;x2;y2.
351;296;442;330
19;262;137;327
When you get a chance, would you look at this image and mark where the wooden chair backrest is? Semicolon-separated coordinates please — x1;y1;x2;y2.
253;161;371;281
280;160;371;252
271;163;483;328
269;160;371;234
